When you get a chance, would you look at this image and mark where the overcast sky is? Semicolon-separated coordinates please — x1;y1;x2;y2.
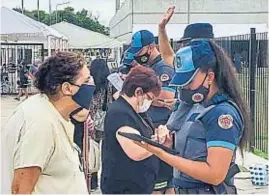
1;0;120;26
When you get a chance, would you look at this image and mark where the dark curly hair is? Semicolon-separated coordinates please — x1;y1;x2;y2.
34;52;85;96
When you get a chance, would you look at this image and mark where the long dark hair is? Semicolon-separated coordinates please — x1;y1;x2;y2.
205;40;251;152
90;58;110;95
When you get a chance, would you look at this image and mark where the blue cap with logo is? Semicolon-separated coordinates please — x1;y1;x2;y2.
122;48;135;66
128;30;155;55
170;40;216;87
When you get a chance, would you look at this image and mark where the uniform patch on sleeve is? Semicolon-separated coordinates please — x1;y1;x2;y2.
218;114;233;129
160;74;169;82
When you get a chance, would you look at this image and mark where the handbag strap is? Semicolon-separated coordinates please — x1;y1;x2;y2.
102;87;109;111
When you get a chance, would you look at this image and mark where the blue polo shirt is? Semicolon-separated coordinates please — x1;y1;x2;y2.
148;55;175;127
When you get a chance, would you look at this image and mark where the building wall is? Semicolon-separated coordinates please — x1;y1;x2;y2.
110;0;268;42
110;0;133;42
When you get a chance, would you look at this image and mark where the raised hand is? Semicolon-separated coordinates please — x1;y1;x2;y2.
159;6;175;29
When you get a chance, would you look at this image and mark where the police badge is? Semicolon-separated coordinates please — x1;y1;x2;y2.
176;56;182;69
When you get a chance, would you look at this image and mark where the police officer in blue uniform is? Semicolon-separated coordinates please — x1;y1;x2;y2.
118;48;137;75
135;40;250;194
128;30;175;193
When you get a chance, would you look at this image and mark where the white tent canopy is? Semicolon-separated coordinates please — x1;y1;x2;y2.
1;6;67;40
51;22;122;49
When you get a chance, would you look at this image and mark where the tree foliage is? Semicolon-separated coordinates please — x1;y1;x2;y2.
13;7;109;35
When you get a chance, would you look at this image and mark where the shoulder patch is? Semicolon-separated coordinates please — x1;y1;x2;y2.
160;74;169;82
218;114;233;129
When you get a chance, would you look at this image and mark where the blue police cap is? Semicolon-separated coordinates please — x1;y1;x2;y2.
122;48;134;66
179;23;214;42
170;40;216;87
128;30;155;55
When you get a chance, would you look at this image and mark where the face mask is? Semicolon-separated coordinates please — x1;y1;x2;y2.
71;84;96;109
138;99;152;113
134;49;151;65
179;75;209;104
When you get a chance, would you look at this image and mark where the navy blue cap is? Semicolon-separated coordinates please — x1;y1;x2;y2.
129;30;155;55
179;23;214;42
122;48;135;66
170;40;216;86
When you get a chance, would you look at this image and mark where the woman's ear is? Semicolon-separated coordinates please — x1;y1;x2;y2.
134;87;143;96
61;82;73;96
207;72;215;85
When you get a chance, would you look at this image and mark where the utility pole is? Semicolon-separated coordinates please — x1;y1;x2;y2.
37;0;40;21
21;0;24;14
187;0;190;24
49;0;52;25
56;2;70;23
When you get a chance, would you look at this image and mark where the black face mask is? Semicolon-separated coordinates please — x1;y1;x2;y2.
180;75;210;105
134;49;151;65
71;84;96;109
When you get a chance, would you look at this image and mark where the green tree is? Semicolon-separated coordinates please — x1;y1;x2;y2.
12;7;109;35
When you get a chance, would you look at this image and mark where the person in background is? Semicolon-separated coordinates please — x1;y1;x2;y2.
128;29;175;194
136;40;250;194
14;61;29;101
89;58;113;191
2;52;94;194
112;48;139;100
233;52;242;73
101;66;162;194
28;60;42;80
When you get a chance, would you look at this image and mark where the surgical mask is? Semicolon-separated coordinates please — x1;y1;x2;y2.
71;84;96;109
138;99;152;113
134;49;151;65
179;75;209;104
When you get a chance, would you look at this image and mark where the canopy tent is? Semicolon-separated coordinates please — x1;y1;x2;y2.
51;21;122;49
1;6;67;39
1;6;68;55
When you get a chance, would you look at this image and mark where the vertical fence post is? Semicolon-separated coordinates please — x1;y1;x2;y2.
41;44;44;62
249;28;257;152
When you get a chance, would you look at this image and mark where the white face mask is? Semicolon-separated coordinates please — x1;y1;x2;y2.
138;99;152;113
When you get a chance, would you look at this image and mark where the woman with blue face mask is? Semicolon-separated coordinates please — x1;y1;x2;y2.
101;65;162;194
135;40;251;194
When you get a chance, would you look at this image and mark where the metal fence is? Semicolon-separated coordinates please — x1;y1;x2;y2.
1;43;44;94
214;29;268;153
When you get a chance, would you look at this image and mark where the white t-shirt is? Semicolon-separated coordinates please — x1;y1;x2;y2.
1;94;88;194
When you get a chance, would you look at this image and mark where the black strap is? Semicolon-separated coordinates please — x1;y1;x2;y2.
102;87;109;111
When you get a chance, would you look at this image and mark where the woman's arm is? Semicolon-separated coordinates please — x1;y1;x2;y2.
116;126;152;161
159;6;175;66
156;147;233;185
138;105;242;185
12;167;41;194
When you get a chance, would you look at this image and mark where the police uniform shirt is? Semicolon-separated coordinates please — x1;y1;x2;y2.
167;93;243;188
148;55;175;127
201;94;243;150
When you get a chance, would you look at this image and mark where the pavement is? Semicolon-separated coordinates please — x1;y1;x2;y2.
1;95;268;194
